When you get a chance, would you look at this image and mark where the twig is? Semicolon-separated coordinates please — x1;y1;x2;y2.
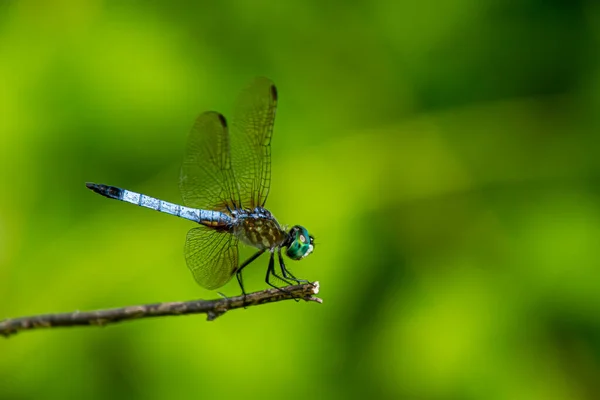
0;282;321;338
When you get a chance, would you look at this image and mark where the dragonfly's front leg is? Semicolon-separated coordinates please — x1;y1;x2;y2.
265;253;300;301
265;253;288;289
268;250;298;287
277;249;311;285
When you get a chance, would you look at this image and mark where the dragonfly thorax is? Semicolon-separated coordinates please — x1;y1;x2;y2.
233;207;287;250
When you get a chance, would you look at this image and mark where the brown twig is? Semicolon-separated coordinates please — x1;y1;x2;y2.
0;282;321;338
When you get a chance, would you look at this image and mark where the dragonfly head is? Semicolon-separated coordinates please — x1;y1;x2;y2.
285;225;314;260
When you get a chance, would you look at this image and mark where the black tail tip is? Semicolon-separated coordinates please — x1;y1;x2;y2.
86;182;108;196
85;182;123;200
86;182;100;192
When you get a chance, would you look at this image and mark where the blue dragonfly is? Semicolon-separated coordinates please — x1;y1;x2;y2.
87;77;314;295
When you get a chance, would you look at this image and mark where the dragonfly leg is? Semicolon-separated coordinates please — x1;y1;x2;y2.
235;272;245;297
236;249;266;300
266;253;300;302
269;251;298;287
265;253;282;290
277;249;311;285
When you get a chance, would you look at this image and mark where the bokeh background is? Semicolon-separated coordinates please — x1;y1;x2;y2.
1;1;600;399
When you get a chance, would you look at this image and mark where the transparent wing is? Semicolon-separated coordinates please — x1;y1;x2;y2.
179;111;239;210
184;227;239;290
231;77;278;209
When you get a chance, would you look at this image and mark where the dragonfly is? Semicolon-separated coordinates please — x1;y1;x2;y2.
86;77;314;295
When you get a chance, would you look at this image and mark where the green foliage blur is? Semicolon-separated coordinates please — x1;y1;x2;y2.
1;1;599;399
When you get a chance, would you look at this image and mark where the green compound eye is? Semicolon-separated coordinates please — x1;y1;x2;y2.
286;225;314;260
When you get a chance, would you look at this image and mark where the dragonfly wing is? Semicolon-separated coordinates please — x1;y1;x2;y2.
231;77;278;209
184;227;239;290
180;111;239;210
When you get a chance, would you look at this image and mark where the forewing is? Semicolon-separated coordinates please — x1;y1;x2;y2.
184;227;239;290
180;111;239;210
231;77;277;209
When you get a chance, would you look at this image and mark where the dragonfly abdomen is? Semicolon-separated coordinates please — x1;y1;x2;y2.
86;183;232;226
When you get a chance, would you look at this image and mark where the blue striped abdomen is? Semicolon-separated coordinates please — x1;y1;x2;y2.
86;183;232;227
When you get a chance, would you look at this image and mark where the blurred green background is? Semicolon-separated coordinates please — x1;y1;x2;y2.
1;1;600;399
